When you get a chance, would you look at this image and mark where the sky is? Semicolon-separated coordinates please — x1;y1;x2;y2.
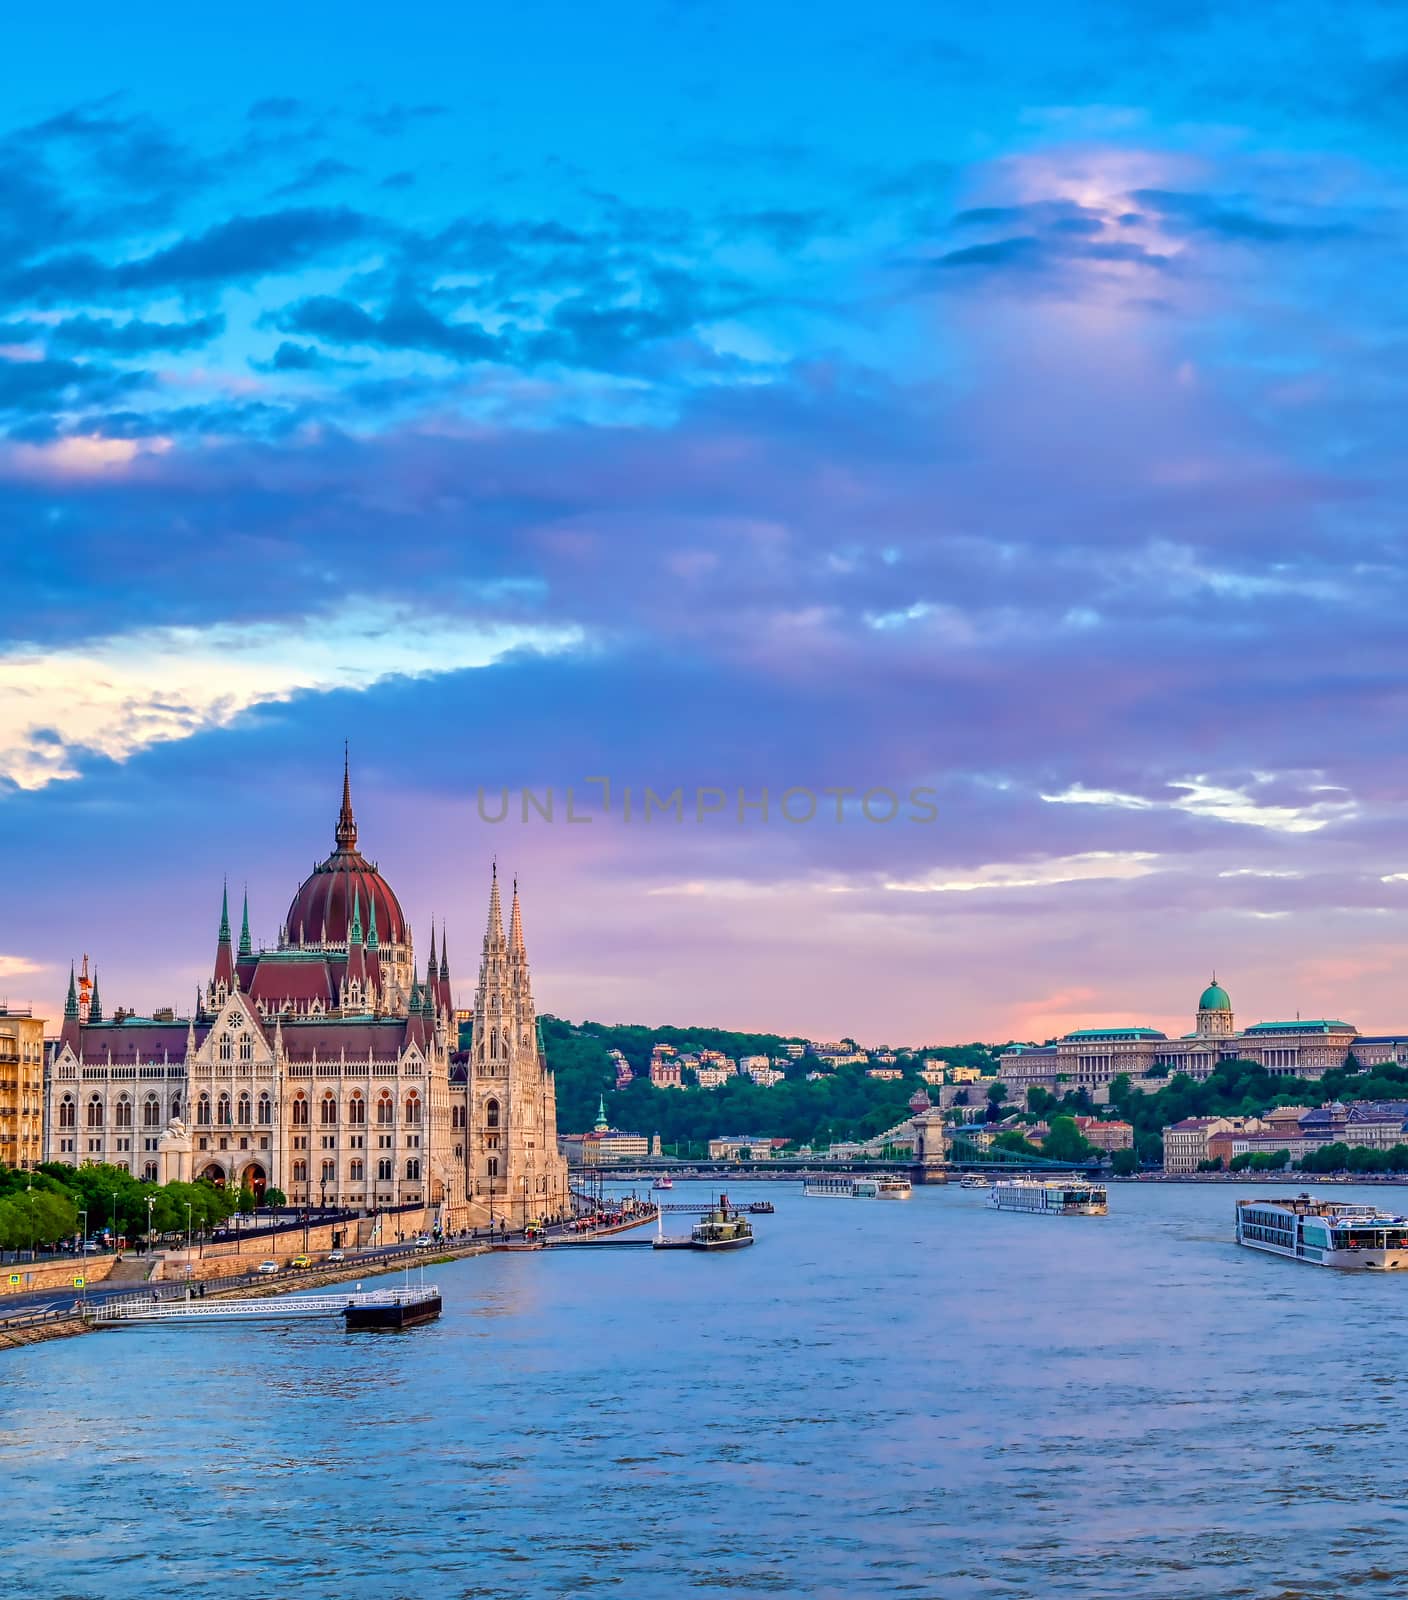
4;0;1408;1045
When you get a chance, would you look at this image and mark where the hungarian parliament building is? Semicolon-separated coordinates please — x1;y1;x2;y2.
43;762;571;1229
998;976;1408;1097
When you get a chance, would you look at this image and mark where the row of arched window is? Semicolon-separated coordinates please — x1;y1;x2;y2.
289;1090;421;1127
290;1157;420;1184
59;1092;181;1130
195;1091;273;1127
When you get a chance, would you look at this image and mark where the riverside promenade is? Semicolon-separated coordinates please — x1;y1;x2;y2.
0;1201;658;1352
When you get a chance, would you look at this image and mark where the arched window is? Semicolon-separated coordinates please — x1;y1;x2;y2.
376;1092;394;1125
451;1104;465;1129
143;1094;161;1129
196;1093;211;1126
218;1034;232;1062
237;1092;252;1127
217;1093;232;1127
320;1093;337;1127
377;1157;393;1181
293;1159;307;1183
169;1094;181;1121
142;1162;158;1182
485;1099;500;1130
114;1096;132;1129
87;1095;104;1129
238;1033;252;1062
348;1094;365;1126
59;1095;75;1129
349;1159;364;1182
321;1158;336;1185
404;1092;421;1126
487;1156;499;1178
257;1093;272;1126
292;1094;308;1126
405;1158;421;1181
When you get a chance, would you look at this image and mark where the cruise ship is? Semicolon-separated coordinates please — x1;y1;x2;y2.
1236;1194;1408;1270
803;1176;879;1198
988;1179;1108;1216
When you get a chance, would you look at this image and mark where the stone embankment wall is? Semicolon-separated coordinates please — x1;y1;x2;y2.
160;1207;438;1278
0;1318;95;1351
1;1256;120;1295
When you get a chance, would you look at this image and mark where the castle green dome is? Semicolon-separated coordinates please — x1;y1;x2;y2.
1198;979;1231;1012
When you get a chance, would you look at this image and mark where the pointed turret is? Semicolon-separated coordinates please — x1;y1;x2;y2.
335;743;357;850
238;888;252;957
60;962;82;1052
594;1095;609;1132
366;893;379;951
509;876;526;961
427;922;437;978
88;970;103;1025
214;881;236;991
487;862;505;946
349;888;364;947
64;963;78;1020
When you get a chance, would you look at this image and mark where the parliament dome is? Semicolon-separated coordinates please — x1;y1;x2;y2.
283;760;408;948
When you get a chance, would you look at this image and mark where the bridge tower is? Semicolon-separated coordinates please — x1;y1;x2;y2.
910;1108;949;1184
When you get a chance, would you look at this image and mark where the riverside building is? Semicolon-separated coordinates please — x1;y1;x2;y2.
42;762;570;1230
0;1005;46;1171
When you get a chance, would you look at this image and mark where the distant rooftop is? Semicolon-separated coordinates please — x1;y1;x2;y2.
1064;1027;1169;1042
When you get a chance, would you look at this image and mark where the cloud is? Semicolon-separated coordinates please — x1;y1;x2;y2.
885;851;1160;893
2;312;225;354
0;603;586;791
271;294;504;362
1042;776;1357;834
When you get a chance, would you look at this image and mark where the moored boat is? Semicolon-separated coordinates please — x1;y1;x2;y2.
341;1286;442;1330
654;1195;755;1250
1236;1194;1408;1270
748;1200;775;1213
653;1176;674;1191
959;1173;989;1190
988;1180;1107;1216
877;1177;912;1198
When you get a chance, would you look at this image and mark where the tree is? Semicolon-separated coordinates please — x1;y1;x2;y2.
1110;1148;1139;1177
1041;1115;1093;1165
263;1187;287;1208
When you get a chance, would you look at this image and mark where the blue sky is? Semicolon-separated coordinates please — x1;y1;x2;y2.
4;0;1408;1042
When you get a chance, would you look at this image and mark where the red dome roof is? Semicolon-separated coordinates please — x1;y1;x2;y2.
284;759;408;948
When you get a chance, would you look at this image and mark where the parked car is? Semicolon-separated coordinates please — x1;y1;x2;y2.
289;1253;313;1269
326;1249;346;1263
256;1260;281;1275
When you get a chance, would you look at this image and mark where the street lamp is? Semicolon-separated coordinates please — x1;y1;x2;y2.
110;1191;119;1250
78;1209;88;1259
145;1195;156;1256
184;1201;193;1258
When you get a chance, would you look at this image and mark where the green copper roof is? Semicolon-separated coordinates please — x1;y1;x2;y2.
1064;1027;1167;1041
1243;1020;1354;1035
1198;980;1231;1011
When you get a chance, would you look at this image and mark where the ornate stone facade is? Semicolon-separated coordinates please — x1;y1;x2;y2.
43;766;570;1230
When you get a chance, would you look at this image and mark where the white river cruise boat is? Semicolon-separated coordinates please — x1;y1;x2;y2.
988;1179;1108;1216
876;1176;912;1198
1236;1194;1408;1270
803;1176;879;1198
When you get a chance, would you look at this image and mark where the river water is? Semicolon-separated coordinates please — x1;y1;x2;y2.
3;1179;1408;1600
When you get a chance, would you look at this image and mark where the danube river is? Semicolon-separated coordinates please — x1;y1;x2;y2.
4;1180;1408;1600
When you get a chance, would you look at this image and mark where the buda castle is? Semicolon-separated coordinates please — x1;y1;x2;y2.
43;761;571;1230
998;977;1408;1098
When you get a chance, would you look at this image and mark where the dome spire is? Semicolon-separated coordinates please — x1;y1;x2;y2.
335;742;357;850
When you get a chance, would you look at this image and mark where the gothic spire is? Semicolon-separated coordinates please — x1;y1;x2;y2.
239;887;252;956
366;890;379;950
486;861;504;945
349;887;363;947
335;742;357;850
88;970;103;1024
509;876;526;960
64;962;78;1020
438;923;449;981
218;880;231;945
427;922;437;976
